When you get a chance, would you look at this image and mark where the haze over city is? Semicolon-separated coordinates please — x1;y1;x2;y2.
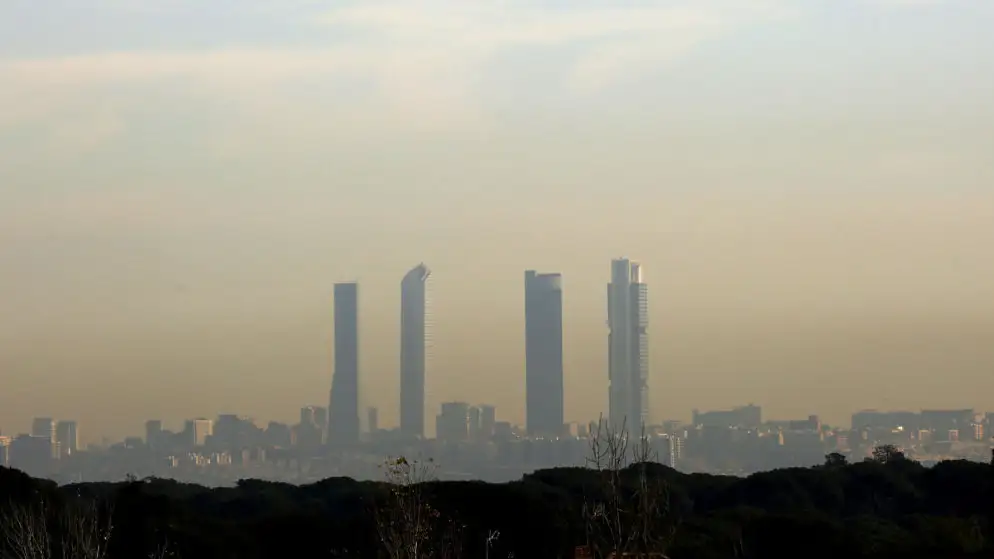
2;0;993;444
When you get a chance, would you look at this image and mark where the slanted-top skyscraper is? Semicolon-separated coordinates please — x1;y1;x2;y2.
400;263;430;439
525;270;564;437
607;258;649;432
328;282;360;446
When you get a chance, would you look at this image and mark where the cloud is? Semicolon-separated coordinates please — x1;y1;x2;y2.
315;1;790;91
0;1;787;100
317;3;725;48
0;48;365;87
869;0;942;6
47;109;127;155
0;1;794;160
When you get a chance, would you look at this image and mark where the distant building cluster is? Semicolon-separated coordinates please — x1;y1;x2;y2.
4;403;994;485
0;418;78;477
3;259;992;485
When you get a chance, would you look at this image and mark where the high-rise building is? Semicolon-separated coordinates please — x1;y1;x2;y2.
314;407;328;440
300;406;318;428
468;406;482;441
9;435;54;475
185;418;213;447
607;258;649;433
328;282;360;446
297;406;323;448
436;402;470;443
145;420;163;450
400;264;430;439
31;417;56;442
479;405;497;441
55;420;79;456
213;415;258;451
367;407;379;434
524;270;564;437
30;417;58;460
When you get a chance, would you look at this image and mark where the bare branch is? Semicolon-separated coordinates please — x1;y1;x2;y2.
374;456;460;559
583;417;679;559
1;500;52;559
59;499;113;559
147;538;176;559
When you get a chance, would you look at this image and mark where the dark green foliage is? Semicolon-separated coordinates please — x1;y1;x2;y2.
871;444;908;464
1;455;994;559
824;452;848;468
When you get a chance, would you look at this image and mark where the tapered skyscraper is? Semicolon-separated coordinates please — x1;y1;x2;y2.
328;282;359;446
525;270;564;437
607;259;649;432
400;264;430;438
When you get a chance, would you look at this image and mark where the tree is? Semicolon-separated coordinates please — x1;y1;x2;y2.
374;457;461;559
58;498;114;559
0;498;113;559
824;452;848;468
147;539;176;559
0;500;51;559
584;416;678;559
870;445;906;464
483;529;499;559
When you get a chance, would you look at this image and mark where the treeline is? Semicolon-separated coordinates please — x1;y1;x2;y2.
2;446;994;558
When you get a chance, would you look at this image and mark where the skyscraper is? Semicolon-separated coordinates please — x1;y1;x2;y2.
298;406;323;447
479;405;496;441
328;282;360;446
145;420;163;450
300;406;318;428
31;417;56;442
55;420;79;456
30;417;57;460
367;407;379;434
607;258;649;433
314;407;328;441
525;270;564;437
400;264;430;438
436;402;471;443
185;418;213;447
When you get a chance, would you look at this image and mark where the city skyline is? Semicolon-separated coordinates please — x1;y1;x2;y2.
5;255;976;445
3;250;994;443
7;400;994;485
2;259;653;441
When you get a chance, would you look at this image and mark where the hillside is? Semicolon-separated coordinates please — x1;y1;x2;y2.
1;452;993;558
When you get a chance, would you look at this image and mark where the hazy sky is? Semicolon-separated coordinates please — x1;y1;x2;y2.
2;0;993;441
